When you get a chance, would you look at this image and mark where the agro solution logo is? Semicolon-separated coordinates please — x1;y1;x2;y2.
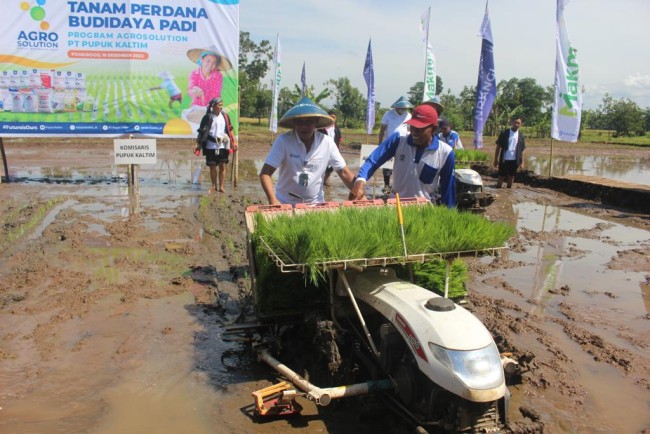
17;0;60;49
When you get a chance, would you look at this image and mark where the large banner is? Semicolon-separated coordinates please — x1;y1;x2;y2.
363;39;375;135
472;4;496;149
0;0;239;137
419;7;436;101
551;0;581;142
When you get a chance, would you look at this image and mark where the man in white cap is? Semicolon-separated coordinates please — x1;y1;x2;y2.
350;104;456;207
378;96;413;193
260;97;356;205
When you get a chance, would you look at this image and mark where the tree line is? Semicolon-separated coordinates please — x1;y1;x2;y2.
239;32;650;138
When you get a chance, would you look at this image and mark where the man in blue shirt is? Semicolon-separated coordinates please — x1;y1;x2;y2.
437;119;463;150
349;104;456;207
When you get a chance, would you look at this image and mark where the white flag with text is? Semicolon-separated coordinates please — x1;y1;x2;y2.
551;0;582;142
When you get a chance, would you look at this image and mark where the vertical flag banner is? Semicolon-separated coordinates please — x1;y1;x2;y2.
300;62;306;96
363;39;375;135
420;7;436;101
551;0;582;142
473;3;497;149
0;0;239;138
269;33;281;133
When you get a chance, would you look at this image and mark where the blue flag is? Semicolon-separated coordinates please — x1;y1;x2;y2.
473;4;496;149
300;62;306;96
363;39;375;135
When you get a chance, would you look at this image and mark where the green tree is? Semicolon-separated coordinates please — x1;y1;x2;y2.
238;32;273;120
496;77;549;125
407;76;444;106
609;98;644;137
290;84;331;104
277;87;295;118
248;88;272;123
239;31;272;83
590;93;645;136
438;91;464;131
327;77;366;128
458;85;477;131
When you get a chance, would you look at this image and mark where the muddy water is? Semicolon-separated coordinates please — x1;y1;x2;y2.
0;159;395;434
526;154;650;186
1;156;649;433
474;202;650;433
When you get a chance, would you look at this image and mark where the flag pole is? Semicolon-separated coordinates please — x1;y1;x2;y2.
232;84;241;186
549;138;554;177
269;33;281;146
422;7;431;91
0;138;8;183
363;38;376;199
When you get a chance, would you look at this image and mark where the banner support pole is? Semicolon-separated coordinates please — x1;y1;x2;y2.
0;138;8;184
549;138;554;177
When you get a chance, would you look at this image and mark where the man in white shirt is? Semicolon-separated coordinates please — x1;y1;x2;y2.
260;97;356;205
494;116;526;188
378;96;413;193
318;110;342;186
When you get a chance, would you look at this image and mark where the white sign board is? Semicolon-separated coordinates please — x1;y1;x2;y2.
114;139;157;165
360;144;393;170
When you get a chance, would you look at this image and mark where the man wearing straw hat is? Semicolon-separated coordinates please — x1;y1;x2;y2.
350;104;456;207
186;45;233;108
259;97;356;205
422;96;445;116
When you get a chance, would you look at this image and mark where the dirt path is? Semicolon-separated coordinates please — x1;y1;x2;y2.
0;140;648;433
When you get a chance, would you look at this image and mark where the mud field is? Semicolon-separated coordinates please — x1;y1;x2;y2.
0;138;648;434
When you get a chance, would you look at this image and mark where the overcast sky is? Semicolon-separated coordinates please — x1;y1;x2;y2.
241;0;650;110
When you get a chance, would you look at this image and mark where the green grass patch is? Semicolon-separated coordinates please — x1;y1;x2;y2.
0;198;63;248
578;129;650;146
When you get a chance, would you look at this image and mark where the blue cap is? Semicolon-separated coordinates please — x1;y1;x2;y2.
391;96;413;109
278;96;334;129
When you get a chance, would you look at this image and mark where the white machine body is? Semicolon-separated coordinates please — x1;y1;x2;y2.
339;268;506;402
455;168;484;187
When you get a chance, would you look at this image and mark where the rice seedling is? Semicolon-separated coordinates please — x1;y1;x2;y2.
455;149;490;163
253;245;328;316
252;205;514;285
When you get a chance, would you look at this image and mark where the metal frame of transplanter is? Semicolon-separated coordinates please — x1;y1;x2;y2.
241;198;506;418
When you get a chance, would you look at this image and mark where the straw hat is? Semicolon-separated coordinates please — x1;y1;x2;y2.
422;96;444;115
186;46;233;71
278;96;334;129
391;96;413;109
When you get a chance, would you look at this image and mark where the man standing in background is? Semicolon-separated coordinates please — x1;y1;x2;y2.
319;110;342;186
494;116;526;188
377;96;412;193
437;119;463;150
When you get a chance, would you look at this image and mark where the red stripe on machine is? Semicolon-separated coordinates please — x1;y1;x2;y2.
395;312;427;362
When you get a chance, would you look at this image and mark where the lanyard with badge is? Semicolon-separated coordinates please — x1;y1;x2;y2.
298;137;316;187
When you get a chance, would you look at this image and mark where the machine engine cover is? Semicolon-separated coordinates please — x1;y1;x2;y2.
338;268;506;402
